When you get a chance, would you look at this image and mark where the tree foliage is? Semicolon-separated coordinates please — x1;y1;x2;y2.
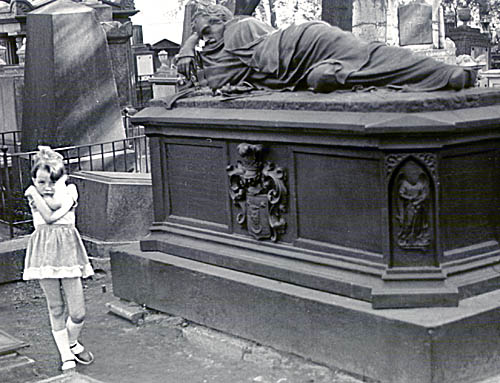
442;0;500;27
171;0;322;29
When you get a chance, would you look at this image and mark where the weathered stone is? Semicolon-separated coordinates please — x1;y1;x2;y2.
0;237;29;284
21;0;124;151
398;2;433;46
103;20;136;108
114;87;500;381
0;329;34;383
322;0;352;31
70;171;153;243
111;244;500;383
0;67;23;133
133;88;500;310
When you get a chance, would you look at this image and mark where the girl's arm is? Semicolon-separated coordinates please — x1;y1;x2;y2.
43;174;68;211
25;186;74;224
43;196;62;211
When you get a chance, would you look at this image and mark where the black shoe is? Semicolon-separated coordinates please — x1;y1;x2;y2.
70;342;94;365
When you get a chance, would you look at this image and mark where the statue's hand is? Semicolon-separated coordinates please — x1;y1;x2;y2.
176;56;195;79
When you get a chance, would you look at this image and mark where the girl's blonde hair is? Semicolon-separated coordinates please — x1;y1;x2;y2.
30;146;65;181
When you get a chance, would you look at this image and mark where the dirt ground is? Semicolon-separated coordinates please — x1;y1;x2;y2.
0;270;365;383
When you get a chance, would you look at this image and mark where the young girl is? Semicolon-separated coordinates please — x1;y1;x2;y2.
24;146;94;372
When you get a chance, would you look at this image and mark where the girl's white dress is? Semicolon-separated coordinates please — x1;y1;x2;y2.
23;184;94;280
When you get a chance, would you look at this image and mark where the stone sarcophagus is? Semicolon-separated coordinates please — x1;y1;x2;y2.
112;88;500;383
129;89;500;310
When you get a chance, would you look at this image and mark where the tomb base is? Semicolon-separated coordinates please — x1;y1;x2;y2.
111;243;500;383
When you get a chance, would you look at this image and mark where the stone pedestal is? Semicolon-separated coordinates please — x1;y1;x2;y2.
0;237;29;284
71;171;153;242
21;0;125;151
447;25;490;59
112;244;500;383
70;171;153;257
112;88;500;382
149;76;178;99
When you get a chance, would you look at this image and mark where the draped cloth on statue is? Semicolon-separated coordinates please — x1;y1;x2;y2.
199;17;463;92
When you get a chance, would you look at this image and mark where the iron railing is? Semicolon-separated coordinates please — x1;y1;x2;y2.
0;132;150;238
0;130;22;153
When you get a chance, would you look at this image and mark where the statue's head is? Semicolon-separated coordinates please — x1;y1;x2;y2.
191;1;234;23
191;1;234;44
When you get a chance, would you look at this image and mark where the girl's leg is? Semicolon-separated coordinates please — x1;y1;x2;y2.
39;279;76;371
61;277;85;343
61;277;94;364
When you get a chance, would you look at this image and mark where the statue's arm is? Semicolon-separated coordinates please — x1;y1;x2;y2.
176;32;200;78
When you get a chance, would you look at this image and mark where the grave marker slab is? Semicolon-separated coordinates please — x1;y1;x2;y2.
398;2;433;46
21;0;124;151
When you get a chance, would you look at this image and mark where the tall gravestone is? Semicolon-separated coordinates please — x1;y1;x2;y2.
398;1;433;46
322;0;352;31
21;0;124;151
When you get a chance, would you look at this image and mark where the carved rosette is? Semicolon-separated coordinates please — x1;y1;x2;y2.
386;153;437;251
227;143;287;241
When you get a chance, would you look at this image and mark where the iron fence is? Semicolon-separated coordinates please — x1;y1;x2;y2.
0;133;150;238
0;130;22;153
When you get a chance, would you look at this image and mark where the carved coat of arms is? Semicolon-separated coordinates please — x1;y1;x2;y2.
227;143;287;241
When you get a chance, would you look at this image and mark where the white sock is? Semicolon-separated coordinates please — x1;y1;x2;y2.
66;317;84;347
51;329;74;363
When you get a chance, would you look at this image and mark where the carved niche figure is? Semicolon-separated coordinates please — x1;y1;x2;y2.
395;161;431;249
176;1;475;94
227;143;287;241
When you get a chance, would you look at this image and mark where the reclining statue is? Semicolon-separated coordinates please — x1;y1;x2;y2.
176;3;475;93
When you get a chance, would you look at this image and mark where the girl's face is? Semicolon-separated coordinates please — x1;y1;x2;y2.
32;168;55;197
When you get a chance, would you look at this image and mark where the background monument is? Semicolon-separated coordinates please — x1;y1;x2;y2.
21;0;125;151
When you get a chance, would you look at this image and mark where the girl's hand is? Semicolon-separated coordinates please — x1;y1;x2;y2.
24;185;38;198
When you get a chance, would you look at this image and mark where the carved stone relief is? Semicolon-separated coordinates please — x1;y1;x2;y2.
227;143;287;241
386;153;436;250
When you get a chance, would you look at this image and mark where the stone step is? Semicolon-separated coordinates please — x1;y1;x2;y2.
0;352;36;382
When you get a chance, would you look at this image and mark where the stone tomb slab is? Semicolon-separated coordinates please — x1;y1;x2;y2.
0;329;27;354
0;329;35;382
135;88;500;309
111;244;500;383
118;88;500;382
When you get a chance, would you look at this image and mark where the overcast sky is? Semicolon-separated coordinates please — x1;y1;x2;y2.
132;1;184;44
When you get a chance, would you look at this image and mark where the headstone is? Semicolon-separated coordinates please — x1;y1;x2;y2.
322;0;352;31
21;0;125;152
398;2;432;46
352;0;386;42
